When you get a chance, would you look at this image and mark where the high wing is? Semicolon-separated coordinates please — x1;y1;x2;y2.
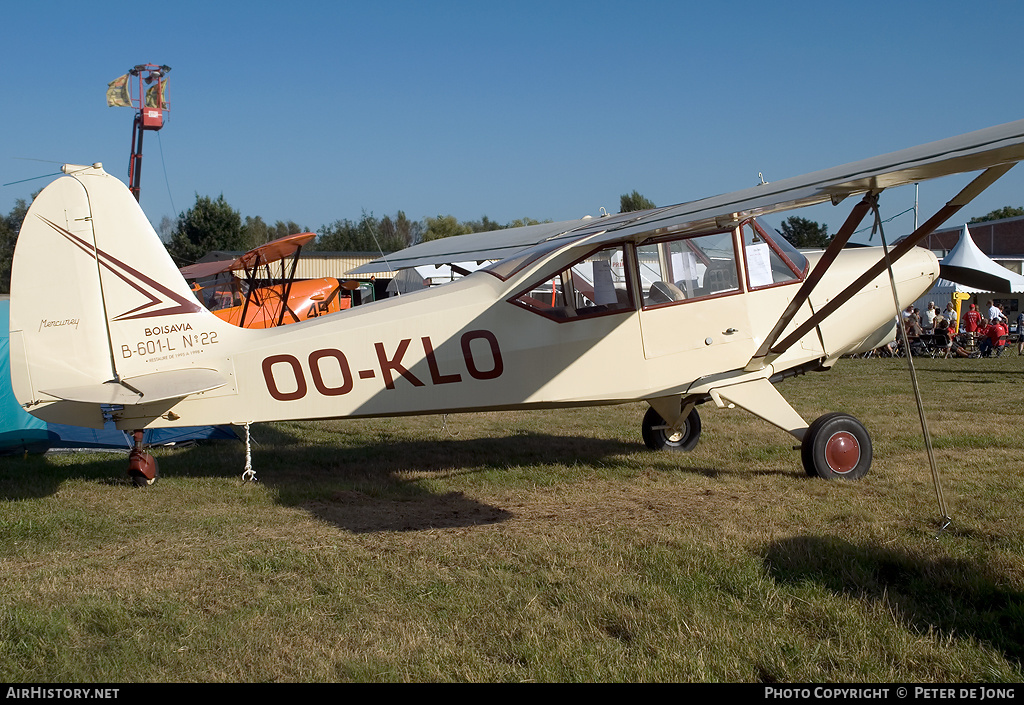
346;218;595;274
352;119;1024;373
350;119;1024;276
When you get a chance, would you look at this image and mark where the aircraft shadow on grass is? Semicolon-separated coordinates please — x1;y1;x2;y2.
200;426;727;532
0;419;782;532
1;424;725;532
763;535;1024;666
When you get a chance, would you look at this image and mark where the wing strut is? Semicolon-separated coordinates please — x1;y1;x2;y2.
746;163;1015;370
872;201;952;535
745;192;876;371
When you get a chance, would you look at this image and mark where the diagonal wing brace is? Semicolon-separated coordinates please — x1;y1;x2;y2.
745;163;1015;371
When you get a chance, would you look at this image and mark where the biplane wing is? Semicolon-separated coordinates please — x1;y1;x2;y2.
179;231;346;329
9;119;1024;486
177;258;236;280
234;232;316;270
178;232;317;280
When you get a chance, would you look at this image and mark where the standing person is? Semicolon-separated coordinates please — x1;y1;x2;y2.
945;302;958;331
1017;310;1024;355
965;303;982;333
924;302;937;331
987;300;1001;322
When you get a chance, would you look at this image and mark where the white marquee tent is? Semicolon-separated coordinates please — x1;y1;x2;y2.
910;224;1024;322
938;224;1024;293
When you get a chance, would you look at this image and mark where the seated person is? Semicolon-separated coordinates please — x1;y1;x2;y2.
934;318;954;356
978;326;993;356
977;318;1006;356
992;318;1009;355
948;339;975;358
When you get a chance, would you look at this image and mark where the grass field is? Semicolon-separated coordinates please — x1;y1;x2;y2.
1;353;1022;682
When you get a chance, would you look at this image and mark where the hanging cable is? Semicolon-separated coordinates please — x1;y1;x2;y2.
871;197;951;535
439;413;461;437
241;422;257;482
155;131;177;217
857;206;916;240
363;212;401;296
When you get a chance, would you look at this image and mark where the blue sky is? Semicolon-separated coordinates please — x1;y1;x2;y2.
3;0;1023;245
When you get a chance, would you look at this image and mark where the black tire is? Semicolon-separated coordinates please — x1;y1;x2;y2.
130;471;157;487
642;406;701;452
800;412;872;480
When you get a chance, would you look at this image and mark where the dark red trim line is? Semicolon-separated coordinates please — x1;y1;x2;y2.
38;216;203;320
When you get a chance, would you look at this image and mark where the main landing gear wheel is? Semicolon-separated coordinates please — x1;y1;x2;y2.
801;412;872;480
642;406;701;452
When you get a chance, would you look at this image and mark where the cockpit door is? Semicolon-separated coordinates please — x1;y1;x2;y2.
636;228;755;369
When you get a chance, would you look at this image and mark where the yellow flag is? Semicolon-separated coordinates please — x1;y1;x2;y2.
106;74;133;108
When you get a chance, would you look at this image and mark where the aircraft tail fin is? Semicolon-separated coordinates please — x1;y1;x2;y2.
9;164;236;427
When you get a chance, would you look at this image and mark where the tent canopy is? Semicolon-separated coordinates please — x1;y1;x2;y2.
939;224;1024;293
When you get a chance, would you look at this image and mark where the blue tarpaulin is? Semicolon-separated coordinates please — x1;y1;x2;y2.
1;298;236;454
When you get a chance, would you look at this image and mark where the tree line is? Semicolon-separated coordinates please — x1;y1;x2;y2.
160;194;559;268
1;187;1020;294
0;190;556;291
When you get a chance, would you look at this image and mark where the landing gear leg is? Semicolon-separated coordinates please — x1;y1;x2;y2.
128;429;159;487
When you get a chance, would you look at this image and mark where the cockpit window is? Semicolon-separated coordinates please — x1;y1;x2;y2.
741;219;806;289
510;244;634;320
637;230;740;308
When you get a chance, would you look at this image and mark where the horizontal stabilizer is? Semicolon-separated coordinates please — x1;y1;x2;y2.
41;368;228;405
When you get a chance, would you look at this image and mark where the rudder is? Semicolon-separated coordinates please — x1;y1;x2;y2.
9;164;237;427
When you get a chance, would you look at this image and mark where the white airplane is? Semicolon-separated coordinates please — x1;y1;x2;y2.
9;120;1024;486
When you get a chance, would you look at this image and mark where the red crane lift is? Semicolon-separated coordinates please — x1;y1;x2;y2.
107;64;171;202
104;63;172;484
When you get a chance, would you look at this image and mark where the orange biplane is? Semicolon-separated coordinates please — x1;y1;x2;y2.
178;232;357;328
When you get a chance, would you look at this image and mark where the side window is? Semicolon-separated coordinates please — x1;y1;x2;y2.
511;245;633;320
742;220;804;289
637;231;739;308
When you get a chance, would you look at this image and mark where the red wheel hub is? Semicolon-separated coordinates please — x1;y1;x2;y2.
824;431;860;474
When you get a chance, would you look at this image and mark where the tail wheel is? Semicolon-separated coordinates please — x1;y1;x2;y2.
801;413;872;480
642;406;701;452
129;470;158;488
128;449;159;488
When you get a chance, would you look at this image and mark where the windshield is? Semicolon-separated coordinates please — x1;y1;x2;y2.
482;237;577;281
752;219;808;275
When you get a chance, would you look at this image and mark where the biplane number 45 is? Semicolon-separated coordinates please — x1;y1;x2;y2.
9;119;1024;485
